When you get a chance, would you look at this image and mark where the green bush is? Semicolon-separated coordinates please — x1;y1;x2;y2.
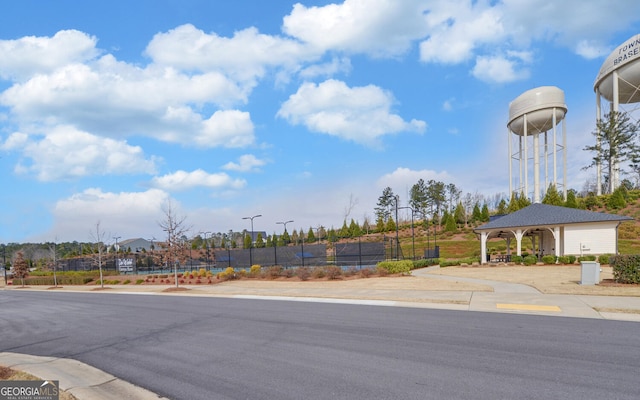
541;255;556;264
597;254;612;265
135;279;145;285
523;255;538;266
412;258;439;269
377;260;412;274
567;255;576;264
557;256;570;264
578;255;597;262
439;259;460;267
610;255;640;283
511;255;523;264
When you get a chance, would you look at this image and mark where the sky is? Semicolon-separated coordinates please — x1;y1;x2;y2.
1;0;639;244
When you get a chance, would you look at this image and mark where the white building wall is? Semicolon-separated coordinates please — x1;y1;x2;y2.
563;223;618;255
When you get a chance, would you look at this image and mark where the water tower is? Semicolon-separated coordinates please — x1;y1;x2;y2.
594;33;640;195
507;86;568;203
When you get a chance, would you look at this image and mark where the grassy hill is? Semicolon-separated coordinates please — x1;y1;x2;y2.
391;191;640;261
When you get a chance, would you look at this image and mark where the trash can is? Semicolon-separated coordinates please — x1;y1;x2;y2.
580;261;600;285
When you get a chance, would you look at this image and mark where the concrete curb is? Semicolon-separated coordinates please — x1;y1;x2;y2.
0;352;168;400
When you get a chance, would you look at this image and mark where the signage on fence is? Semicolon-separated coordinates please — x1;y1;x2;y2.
118;258;134;273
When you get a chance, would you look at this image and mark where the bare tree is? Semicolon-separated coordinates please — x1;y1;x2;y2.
343;193;359;221
158;200;191;288
89;221;108;289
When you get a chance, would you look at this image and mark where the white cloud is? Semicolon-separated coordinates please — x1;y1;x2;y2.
419;2;504;64
299;57;352;79
0;30;99;80
376;167;453;194
150;169;246;192
12;125;157;181
222;154;267;172
145;24;318;84
277;79;426;147
283;0;430;57
49;188;171;241
472;55;530;83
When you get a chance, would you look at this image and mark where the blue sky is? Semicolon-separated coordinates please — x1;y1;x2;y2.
1;0;639;244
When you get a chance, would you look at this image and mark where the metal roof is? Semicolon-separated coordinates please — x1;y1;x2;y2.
474;203;633;231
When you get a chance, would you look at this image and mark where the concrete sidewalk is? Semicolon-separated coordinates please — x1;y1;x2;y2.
2;267;640;400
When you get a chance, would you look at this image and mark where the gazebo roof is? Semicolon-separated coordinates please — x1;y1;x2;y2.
474;203;633;232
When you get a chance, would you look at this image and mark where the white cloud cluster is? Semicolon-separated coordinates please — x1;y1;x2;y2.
4;125;157;181
150;169;246;192
277;79;426;147
222;154;267;172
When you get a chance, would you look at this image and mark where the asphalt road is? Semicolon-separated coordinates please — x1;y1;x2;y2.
1;291;638;400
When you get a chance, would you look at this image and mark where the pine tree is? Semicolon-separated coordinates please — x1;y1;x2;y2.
307;227;316;243
564;190;578;208
496;199;508;215
444;211;457;232
542;184;564;206
454;202;466;227
481;203;490;222
471;203;482;223
255;232;265;248
385;217;396;233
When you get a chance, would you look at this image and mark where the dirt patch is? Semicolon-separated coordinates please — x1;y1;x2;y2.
162;287;191;293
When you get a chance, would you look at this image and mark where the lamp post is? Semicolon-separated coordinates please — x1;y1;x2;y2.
1;244;6;286
392;195;400;259
398;206;416;260
276;220;293;267
201;231;211;270
243;214;262;267
113;236;121;272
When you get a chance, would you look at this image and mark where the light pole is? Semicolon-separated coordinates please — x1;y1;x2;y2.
399;206;416;260
201;231;211;270
113;236;121;272
2;244;6;286
392;195;400;259
276;220;293;267
243;214;262;267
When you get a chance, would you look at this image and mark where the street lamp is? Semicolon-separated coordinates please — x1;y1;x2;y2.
276;220;294;267
243;214;262;267
113;236;121;271
201;231;211;270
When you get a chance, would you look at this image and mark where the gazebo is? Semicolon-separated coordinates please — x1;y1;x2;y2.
474;203;633;264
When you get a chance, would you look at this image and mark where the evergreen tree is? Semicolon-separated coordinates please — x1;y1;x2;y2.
454;202;465;227
496;199;508;215
409;179;429;216
385;217;396;233
307;227;316;243
517;191;531;209
584;110;640;194
444;211;457;232
327;228;338;243
608;186;627;209
471;202;482;223
282;230;291;245
340;220;350;238
507;192;519;213
375;215;385;232
542;184;564;206
255;232;265;248
349;219;362;237
564;190;578;208
375;187;395;223
481;203;490;222
291;229;299;244
243;233;252;249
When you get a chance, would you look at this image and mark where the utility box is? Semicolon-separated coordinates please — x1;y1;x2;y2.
580;261;600;285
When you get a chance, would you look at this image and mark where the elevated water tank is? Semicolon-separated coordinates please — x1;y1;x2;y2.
594;33;640;103
508;86;567;134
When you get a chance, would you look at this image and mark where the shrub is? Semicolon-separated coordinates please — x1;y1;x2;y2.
359;268;373;278
523;255;537;266
135;279;145;285
541;255;556;265
266;266;283;279
249;265;261;277
611;255;640;284
23;276;93;285
311;267;326;279
377;260;412;274
567;255;577;264
511;255;523;264
578;255;597;262
557;256;570;264
439;259;460;267
217;267;237;281
325;266;343;280
597;254;612;265
295;267;311;281
198;268;207;278
122;279;131;285
412;258;439;269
